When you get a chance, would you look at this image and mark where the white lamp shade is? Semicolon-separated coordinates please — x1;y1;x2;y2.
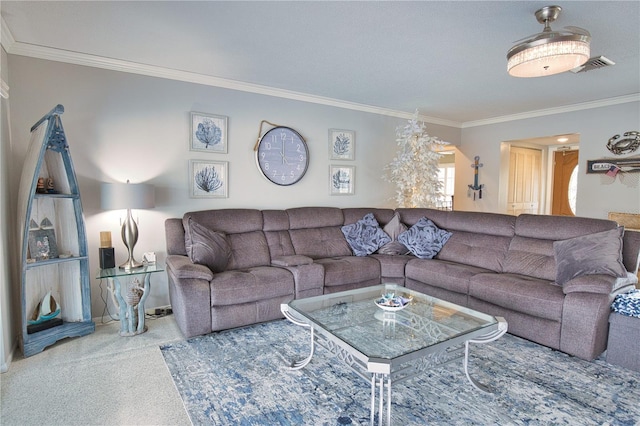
101;182;155;210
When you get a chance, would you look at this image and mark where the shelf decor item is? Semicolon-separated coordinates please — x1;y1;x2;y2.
17;104;95;357
101;180;155;270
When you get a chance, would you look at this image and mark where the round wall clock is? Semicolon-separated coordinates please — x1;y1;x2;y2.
255;126;309;186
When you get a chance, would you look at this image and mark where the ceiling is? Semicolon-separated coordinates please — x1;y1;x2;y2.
1;1;639;127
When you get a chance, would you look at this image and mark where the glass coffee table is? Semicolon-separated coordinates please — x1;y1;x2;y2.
281;283;507;426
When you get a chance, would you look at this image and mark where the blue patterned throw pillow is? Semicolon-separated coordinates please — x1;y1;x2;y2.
611;289;640;318
341;213;391;256
398;217;452;259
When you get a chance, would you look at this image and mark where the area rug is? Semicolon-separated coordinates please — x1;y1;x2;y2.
160;320;640;425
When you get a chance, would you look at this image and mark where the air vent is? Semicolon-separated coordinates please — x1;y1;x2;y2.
570;56;615;73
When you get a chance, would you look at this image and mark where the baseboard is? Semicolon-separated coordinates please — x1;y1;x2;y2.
1;338;18;373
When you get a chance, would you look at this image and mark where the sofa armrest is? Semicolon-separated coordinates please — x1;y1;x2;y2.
271;255;313;267
562;272;638;295
166;254;214;281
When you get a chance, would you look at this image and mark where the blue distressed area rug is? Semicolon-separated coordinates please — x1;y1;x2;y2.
160;320;640;425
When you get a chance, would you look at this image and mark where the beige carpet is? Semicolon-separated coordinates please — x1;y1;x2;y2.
0;315;190;426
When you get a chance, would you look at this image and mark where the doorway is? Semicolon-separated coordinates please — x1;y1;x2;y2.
501;133;580;216
551;149;579;215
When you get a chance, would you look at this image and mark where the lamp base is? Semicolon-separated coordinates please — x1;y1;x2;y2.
119;258;144;270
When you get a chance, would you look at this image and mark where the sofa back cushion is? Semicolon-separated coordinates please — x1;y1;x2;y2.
396;208;515;272
503;214;619;282
226;231;271;269
263;210;296;258
287;207;344;229
342;208;395;226
183;209;270;270
183;217;231;272
289;227;352;259
287;207;352;258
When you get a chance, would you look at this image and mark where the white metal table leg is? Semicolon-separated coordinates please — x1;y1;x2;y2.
281;306;315;370
463;317;508;392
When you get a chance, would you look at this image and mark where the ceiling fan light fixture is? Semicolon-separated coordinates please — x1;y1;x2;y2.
507;6;591;78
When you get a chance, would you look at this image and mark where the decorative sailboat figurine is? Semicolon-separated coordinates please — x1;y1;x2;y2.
28;291;61;325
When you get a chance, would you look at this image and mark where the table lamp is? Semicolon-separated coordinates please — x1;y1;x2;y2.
101;180;155;270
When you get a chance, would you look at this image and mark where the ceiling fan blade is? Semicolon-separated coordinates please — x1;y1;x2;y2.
512;32;546;44
563;26;591;36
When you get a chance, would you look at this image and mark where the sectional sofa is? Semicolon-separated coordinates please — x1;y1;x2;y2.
164;207;640;360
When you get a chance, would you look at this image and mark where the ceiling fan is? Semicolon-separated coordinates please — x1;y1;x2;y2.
507;5;591;78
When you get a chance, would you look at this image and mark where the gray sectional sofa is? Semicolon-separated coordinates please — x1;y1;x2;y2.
164;207;640;360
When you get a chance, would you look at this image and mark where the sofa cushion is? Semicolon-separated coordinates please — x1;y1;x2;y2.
209;266;293;306
341;213;391;256
183;217;231;273
398;217;452;259
405;258;490;295
226;231;271;270
377;213;410;255
289;227;352;259
470;273;565;321
271;255;313;267
371;254;413;278
437;231;511;272
503;236;556;281
315;256;380;287
554;227;626;285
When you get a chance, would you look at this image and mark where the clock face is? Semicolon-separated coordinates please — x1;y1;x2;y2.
256;126;309;186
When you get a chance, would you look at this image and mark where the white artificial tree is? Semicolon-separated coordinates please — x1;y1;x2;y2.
384;110;448;207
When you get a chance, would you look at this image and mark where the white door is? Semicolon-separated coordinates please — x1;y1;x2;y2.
507;147;542;216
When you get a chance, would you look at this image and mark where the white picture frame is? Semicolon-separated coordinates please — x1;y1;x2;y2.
189;160;228;198
190;112;228;153
329;129;355;160
329;165;355;195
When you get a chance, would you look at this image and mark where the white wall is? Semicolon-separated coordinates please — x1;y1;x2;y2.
5;55;460;325
456;102;640;217
0;46;15;372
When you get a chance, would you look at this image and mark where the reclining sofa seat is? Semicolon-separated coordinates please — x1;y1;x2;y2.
165;206;640;361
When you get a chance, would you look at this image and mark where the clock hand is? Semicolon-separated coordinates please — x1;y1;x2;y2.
282;141;290;165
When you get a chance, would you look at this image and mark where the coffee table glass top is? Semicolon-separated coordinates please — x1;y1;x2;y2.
287;284;498;360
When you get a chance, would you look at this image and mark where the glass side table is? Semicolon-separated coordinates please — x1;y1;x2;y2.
96;264;164;336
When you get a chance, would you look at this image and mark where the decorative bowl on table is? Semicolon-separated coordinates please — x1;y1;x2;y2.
374;293;413;312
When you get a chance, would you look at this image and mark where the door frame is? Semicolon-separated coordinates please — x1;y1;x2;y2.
499;134;580;216
546;144;580;215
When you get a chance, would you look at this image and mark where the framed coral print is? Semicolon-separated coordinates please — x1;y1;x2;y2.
329;165;355;195
190;112;228;153
189;160;228;198
329;129;355;160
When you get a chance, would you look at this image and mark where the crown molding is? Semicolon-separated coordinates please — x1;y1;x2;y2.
461;93;640;128
3;38;461;127
3;32;636;130
0;17;16;51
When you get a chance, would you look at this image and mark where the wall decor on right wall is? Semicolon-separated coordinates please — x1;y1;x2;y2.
329;129;355;160
586;156;640;187
329;165;355;195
